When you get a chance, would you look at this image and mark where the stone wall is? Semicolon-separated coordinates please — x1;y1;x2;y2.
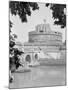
39;50;66;65
29;33;62;46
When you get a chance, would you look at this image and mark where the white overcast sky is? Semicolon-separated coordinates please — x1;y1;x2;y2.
10;2;66;43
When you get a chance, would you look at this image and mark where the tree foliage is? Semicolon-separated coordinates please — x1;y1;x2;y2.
9;1;39;22
9;21;24;71
46;3;66;28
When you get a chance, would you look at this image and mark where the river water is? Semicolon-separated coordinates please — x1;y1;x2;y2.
10;65;66;88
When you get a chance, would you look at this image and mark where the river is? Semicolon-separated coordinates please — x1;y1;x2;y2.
9;65;66;88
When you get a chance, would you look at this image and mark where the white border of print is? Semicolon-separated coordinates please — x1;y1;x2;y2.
0;0;68;90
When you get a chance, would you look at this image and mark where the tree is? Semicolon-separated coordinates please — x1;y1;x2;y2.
9;1;39;71
9;1;39;22
9;21;23;71
46;3;66;28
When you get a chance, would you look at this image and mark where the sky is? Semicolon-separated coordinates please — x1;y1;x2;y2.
10;2;66;43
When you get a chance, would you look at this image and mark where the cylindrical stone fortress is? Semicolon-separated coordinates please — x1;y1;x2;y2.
29;24;62;46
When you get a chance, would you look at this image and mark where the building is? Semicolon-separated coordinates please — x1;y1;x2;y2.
22;21;65;65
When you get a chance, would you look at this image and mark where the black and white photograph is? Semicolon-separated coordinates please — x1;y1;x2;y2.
9;0;66;89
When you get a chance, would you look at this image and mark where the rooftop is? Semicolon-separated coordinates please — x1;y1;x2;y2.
29;20;62;35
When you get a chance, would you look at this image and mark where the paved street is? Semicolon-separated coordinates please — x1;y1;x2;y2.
10;65;66;89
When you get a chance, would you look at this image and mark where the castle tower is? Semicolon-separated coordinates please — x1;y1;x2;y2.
35;19;51;33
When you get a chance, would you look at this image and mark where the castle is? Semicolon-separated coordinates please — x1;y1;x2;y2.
21;21;65;65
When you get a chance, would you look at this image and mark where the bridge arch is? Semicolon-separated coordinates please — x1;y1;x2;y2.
34;53;39;60
25;54;31;63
